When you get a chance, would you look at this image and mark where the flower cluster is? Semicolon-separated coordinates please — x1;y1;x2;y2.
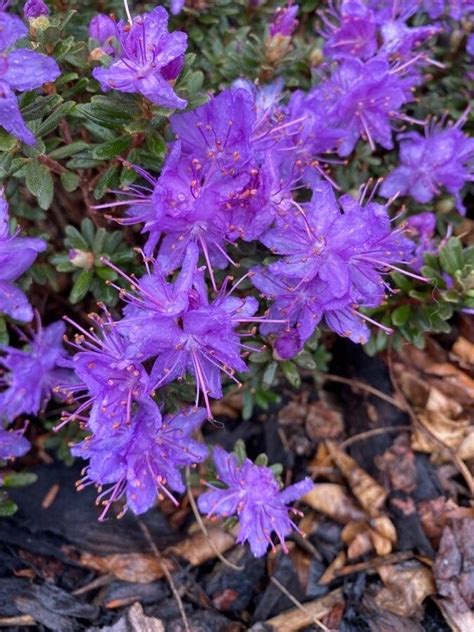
0;0;471;559
380;114;474;215
92;7;187;110
0;317;69;460
0;2;59;145
198;447;313;557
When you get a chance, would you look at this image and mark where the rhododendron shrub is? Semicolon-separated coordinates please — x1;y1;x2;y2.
0;0;472;556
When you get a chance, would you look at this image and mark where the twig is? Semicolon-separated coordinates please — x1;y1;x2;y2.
334;550;414;577
185;467;243;571
72;574;113;596
137;519;190;632
0;615;36;627
339;425;413;450
269;576;331;632
315;371;406;411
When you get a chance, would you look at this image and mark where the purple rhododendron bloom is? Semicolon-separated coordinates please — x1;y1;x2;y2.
311;56;415;156
171;0;185;15
88;14;118;56
252;182;415;354
93;7;187;110
198;447;313;557
0;425;30;460
73;401;208;518
0;319;69;422
380;114;474;214
0;4;27;50
406;212;437;272
24;0;49;18
0;11;60;145
0;189;46;321
59;311;150;434
114;245;260;417
467;34;474;57
99;87;289;283
270;3;299;38
319;0;378;61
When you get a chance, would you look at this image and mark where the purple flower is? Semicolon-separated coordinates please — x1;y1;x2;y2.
270;3;299;38
115;245;260;418
73;401;208;518
171;0;185;15
99;87;284;283
380;114;474;215
0;5;27;51
319;0;378;61
421;0;473;19
93;7;187;110
88;14;118;57
252;182;415;353
467;34;474;57
59;311;150;434
0;189;46;321
0;425;30;460
24;0;49;19
0;19;60;144
406;212;437;272
380;20;440;57
198;447;313;557
0;319;69;422
311;56;415;156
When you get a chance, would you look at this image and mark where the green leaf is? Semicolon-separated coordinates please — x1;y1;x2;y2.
92;136;132;160
25;160;54;210
69;269;93;303
263;361;277;386
281;361;301;389
294;351;317;370
439;238;463;275
254;453;269;467
2;472;37;488
233;439;247;464
391;305;411;326
0;498;18;517
60;170;80;192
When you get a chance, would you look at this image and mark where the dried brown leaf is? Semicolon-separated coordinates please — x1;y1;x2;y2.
303;483;366;524
434;598;474;632
412;411;472;456
80;552;168;583
167;525;236;566
375;434;417;494
262;588;344;632
326;442;387;517
434;519;474;612
375;563;435;617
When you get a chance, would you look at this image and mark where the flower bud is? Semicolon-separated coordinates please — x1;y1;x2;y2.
69;249;95;270
24;0;49;19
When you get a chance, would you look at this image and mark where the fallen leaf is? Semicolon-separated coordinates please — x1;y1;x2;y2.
375;434;417;494
426;363;474;400
434;598;474;632
303;483;366;524
304;401;344;441
167;525;237;566
261;588;344;632
80;552;167;584
412;411;472;457
88;602;165;631
433;519;474;612
452;337;474;366
375;563;435;617
326;442;387;517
